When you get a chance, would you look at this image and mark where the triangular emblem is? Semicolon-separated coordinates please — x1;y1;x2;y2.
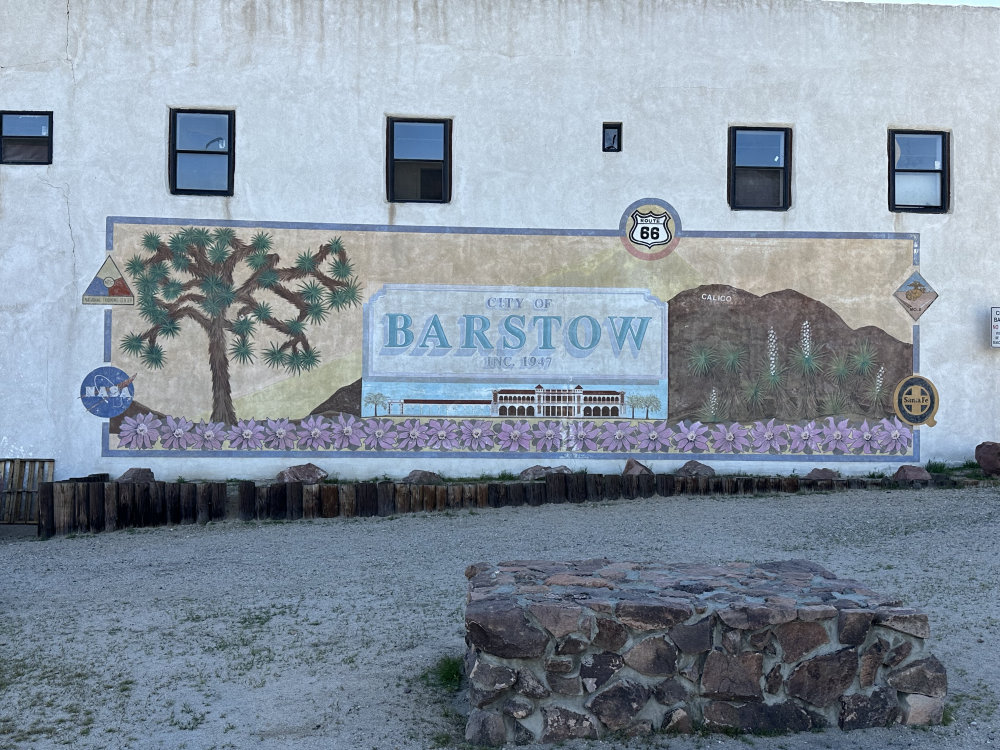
83;256;134;305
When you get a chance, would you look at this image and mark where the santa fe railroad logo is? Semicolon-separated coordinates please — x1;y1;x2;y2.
628;209;673;249
892;374;939;427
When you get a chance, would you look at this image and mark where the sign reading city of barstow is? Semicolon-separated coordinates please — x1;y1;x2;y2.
363;285;667;383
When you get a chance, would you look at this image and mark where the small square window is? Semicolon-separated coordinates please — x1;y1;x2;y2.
728;127;791;211
889;130;948;213
169;109;235;196
603;123;622;152
1;111;53;164
387;118;451;203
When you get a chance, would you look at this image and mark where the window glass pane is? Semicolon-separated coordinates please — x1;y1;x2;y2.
735;130;785;167
393;122;444;160
175;153;230;191
895;172;941;207
894;134;942;171
2;114;49;137
603;125;621;151
393;161;443;201
733;167;784;208
2;137;49;163
175;113;230;152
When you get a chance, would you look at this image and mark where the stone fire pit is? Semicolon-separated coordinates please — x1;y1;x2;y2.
464;559;947;744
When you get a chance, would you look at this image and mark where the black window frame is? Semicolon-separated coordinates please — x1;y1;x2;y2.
727;126;792;211
0;111;53;165
603;122;622;152
888;129;949;214
386;117;452;203
169;108;235;196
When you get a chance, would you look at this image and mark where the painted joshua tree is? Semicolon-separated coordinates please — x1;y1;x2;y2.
118;227;362;425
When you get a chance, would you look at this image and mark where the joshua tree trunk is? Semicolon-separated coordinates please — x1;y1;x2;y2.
207;316;237;425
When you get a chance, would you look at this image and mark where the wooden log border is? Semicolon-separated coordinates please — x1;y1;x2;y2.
34;474;932;538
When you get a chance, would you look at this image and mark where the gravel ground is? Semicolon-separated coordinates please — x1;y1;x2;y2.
1;486;998;750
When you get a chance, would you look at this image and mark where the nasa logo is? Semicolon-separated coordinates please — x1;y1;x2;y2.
80;366;136;418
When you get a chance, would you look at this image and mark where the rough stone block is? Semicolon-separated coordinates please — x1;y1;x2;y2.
701;651;763;701
586;680;650;729
788;648;859;707
975;441;1000;476
899;693;946;725
839;688;899;730
465;559;945;745
465;709;506;746
886;656;948;698
541;706;598;741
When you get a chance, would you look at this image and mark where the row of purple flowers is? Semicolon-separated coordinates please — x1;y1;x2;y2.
115;413;914;455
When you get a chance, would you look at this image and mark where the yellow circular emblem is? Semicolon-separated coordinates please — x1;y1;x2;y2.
892;375;939;427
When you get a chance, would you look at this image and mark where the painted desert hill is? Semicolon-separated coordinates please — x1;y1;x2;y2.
667;285;912;423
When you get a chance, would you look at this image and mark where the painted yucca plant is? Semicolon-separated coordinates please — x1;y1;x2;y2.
863;365;888;412
687;344;717;377
791;320;823;376
696;387;724;423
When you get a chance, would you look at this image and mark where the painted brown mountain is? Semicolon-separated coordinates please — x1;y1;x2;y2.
668;285;912;423
310;377;362;418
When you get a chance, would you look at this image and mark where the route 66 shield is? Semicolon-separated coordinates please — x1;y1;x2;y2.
628;210;673;249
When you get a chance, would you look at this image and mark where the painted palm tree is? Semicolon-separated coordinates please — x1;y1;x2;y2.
119;227;361;425
364;392;388;416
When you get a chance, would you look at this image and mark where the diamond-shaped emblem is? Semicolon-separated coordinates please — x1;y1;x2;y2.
894;271;937;321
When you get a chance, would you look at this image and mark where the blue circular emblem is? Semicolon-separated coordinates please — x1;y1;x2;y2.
80;366;135;418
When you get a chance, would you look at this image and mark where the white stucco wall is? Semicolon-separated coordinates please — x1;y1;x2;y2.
2;0;997;479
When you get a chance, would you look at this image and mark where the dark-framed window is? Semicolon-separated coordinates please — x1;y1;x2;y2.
603;122;622;152
387;117;451;203
1;111;53;164
889;130;949;213
169;109;235;196
728;126;792;211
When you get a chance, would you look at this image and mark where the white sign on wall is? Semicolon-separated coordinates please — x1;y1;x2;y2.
992;307;1000;348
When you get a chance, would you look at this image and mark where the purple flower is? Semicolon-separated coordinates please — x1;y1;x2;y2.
192;420;227;450
427;419;460;450
397;419;430;450
567;421;601;452
788;421;822;453
849;419;881;454
878;417;912;454
531;421;563;452
160;416;195;450
227;419;265;450
821;417;851;453
331;414;363;449
262;418;297;451
460;420;495;451
711;422;750;453
751;419;788;453
364;418;398;450
674;421;709;452
497;421;532;451
599;421;637;452
637;421;672;452
296;415;333;450
117;412;161;450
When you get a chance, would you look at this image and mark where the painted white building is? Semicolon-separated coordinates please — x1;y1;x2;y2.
1;0;997;480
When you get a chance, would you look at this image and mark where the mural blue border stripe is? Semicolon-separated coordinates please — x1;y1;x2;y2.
107;216;919;250
104;310;112;362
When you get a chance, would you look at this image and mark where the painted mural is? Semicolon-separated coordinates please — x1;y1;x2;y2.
96;201;922;461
